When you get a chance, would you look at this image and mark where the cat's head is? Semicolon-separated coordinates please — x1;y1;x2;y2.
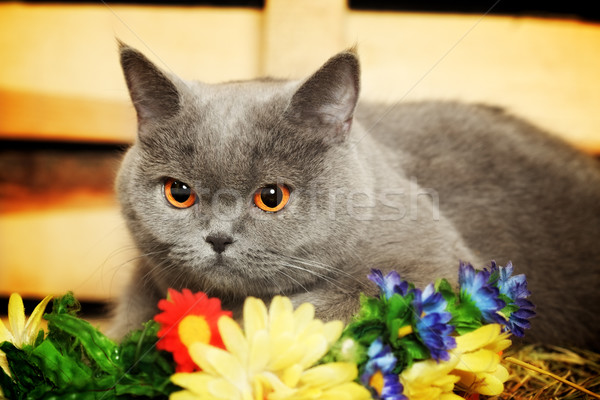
117;43;370;301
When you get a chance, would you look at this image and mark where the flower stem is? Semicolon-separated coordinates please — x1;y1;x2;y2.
504;356;600;399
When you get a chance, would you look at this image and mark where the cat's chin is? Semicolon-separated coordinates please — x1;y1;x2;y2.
194;256;270;293
189;255;302;299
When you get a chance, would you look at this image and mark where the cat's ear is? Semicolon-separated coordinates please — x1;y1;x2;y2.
286;49;360;142
119;42;181;123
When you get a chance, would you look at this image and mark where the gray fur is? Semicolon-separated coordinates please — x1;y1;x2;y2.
111;44;600;349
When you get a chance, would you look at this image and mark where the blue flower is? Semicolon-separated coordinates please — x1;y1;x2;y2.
490;261;536;337
459;262;506;324
492;261;528;299
411;283;456;361
361;338;406;400
368;269;410;299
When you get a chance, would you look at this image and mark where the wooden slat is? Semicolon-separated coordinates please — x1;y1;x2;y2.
0;204;135;301
0;90;135;144
1;2;599;152
347;12;600;154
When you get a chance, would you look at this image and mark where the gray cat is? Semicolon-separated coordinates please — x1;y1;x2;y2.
111;43;600;350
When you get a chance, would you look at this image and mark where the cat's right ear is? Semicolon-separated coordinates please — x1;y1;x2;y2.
119;41;181;124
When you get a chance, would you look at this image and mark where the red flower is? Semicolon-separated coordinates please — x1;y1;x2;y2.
154;288;232;372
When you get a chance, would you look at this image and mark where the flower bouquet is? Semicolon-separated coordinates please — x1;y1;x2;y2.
0;261;536;399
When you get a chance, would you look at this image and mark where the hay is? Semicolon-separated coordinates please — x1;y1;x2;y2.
496;344;600;399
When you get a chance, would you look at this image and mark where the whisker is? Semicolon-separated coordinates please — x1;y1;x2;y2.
280;262;353;294
285;254;368;288
272;268;310;295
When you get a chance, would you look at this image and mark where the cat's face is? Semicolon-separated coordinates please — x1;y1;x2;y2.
117;45;367;300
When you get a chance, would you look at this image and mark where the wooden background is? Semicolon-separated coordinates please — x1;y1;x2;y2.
1;0;599;301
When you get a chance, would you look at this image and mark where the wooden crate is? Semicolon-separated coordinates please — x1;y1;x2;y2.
1;0;599;300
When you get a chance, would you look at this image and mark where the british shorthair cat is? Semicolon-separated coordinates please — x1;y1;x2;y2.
110;43;600;349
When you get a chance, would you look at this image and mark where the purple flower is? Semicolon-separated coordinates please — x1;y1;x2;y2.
412;283;456;361
490;261;536;337
361;338;406;400
459;262;506;325
368;269;410;299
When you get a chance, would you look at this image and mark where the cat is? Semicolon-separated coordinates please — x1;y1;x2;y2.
110;43;600;350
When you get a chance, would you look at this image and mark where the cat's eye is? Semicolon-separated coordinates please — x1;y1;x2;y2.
253;184;290;212
164;178;197;209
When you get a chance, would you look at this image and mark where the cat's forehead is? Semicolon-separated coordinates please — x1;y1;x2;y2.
186;79;298;132
158;78;324;187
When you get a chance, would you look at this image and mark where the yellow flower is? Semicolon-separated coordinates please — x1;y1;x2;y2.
449;323;511;396
400;324;512;399
0;293;53;375
170;296;371;400
400;356;462;400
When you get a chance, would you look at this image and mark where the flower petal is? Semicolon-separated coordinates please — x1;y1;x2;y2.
171;372;215;396
0;318;14;343
299;362;358;388
297;335;329;369
401;358;461;400
190;342;248;390
269;296;294;339
401;358;459;386
187;343;219;375
207;377;245;400
0;353;11;376
8;293;25;345
23;295;53;344
268;332;302;370
280;363;303;387
170;390;212;400
453;349;500;373
319;382;373;400
454;324;502;353
248;329;270;374
452;369;505;396
243;297;268;342
322;320;344;345
292;302;315;334
219;316;248;366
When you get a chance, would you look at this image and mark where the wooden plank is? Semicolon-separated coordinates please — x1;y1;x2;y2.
0;205;134;301
1;2;599;152
347;11;600;154
0;3;262;143
0;90;135;144
261;0;346;77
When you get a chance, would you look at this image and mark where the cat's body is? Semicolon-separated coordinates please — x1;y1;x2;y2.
111;45;600;349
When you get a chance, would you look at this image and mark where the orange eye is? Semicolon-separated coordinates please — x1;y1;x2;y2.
253;184;290;212
164;178;197;209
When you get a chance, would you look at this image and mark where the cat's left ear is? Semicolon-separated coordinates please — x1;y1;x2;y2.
285;49;360;142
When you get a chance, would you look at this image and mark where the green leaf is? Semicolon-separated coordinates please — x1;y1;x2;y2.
435;279;457;304
30;339;93;390
355;294;385;321
39;388;118;400
392;336;429;371
44;313;121;376
385;292;414;327
450;300;483;335
115;321;179;397
1;341;52;399
48;292;81;317
343;319;387;348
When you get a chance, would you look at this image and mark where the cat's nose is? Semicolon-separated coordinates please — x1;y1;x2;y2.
205;234;234;254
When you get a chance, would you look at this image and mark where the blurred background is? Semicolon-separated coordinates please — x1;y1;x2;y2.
1;0;600;315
